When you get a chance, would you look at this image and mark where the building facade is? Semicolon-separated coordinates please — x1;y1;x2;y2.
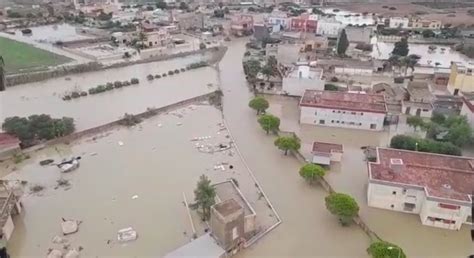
299;90;387;131
389;17;409;29
316;18;345;37
408;18;442;30
368;148;473;230
290;17;317;33
447;62;474;95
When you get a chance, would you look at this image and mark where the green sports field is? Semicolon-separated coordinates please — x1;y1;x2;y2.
0;36;72;74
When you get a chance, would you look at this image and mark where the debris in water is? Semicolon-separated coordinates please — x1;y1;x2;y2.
56;178;71;188
47;249;63;258
30;184;45;193
57;157;81;173
132;195;138;200
61;218;81;235
158;123;162;127
52;235;68;244
64;248;80;258
90;152;98;156
176;122;182;126
117;227;138;242
118;141;124;146
40;159;54;166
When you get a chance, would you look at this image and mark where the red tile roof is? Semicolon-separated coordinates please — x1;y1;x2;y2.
369;148;474;203
312;142;343;154
300;90;387;114
0;133;20;148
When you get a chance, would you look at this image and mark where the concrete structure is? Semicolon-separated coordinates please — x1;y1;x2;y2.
282;65;324;96
230;15;254;37
433;95;463;117
408;18;442;30
316;17;345;37
290;15;317;33
253;24;270;41
447;62;474;95
333;61;374;76
402;81;434;118
268;11;290;30
368;148;473;230
177;12;206;31
299;90;387;131
345;26;373;44
311;141;343;165
461;96;474;128
144;30;171;48
0;133;20;160
0;184;23;241
210;199;245;252
389;17;409;29
163;233;225;258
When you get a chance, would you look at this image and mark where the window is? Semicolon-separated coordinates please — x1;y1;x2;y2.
422;109;429;112
351;112;356;115
319;119;325;125
390;204;394;208
360;112;364;115
402;188;407;194
370;123;376;129
331;120;334;123
314;111;317;115
336;120;340;123
332;110;335;113
392;191;397;195
438;203;460;210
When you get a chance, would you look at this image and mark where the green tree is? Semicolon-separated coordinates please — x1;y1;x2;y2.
261;64;274;81
274;136;301;155
325;192;359;226
422;29;435;38
446;120;472;146
406;115;426;131
243;59;261;81
390;135;462;156
2;116;33;145
431;112;446;124
248;96;269;115
194;175;216;221
258;114;280;134
199;42;207;49
392;37;409;56
367;241;407;258
336;29;349;56
324;84;338;91
299;164;325;185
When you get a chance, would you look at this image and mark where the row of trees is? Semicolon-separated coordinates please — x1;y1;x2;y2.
249;95;407;258
243;56;279;82
2;115;75;147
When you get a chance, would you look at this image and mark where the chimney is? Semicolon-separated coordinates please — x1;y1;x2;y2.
389;158;404;173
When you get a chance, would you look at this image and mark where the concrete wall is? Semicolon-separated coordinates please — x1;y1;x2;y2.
244;214;256;236
300;106;385;131
367;182;426;214
335;66;373;76
402;104;433;118
420;199;470;230
282;77;324;96
210;208;245;251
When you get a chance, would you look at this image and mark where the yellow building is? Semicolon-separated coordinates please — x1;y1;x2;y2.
447;62;474;95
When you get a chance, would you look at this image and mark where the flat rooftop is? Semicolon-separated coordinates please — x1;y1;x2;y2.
300;90;387;114
214;181;255;216
312;142;343;154
369;148;474;203
213;198;242;217
163;233;225;258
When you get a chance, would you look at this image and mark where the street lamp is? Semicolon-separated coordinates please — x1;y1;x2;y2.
387;246;401;258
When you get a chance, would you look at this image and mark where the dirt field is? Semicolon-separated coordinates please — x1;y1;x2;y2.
331;3;474;26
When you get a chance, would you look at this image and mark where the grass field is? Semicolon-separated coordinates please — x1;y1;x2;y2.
0;36;72;74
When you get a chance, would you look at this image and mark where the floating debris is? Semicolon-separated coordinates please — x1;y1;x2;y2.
40;159;55;166
132;195;138;200
52;235;68;244
118;141;124;146
30;184;45;193
47;249;63;258
61;218;81;235
117;227;138;242
57;157;81;173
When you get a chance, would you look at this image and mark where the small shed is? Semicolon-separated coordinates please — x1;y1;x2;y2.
311;142;343;165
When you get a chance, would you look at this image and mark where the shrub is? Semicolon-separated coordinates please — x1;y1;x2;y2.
180;68;186;72
71;91;81;99
119;113;142;126
324;84;338;91
174;69;180;73
88;88;97;94
96;85;106;93
80;91;87;97
105;84;114;91
368;241;407;258
130;78;139;84
389;7;396;10
147;74;154;80
168;70;174;75
154;74;161;79
162;73;167;77
63;95;72;101
114;81;123;88
390;135;462;156
123;81;131;86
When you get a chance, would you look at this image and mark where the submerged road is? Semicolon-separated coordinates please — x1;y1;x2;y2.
218;39;370;257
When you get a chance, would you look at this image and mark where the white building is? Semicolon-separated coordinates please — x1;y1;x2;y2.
268;11;291;30
282;65;324;96
334;62;374;76
311;142;343;165
389;17;410;29
299;90;387;131
402;81;434;118
368;148;473;230
316;18;345;37
461;96;474;128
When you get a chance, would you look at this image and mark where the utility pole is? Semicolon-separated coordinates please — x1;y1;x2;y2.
0;56;5;92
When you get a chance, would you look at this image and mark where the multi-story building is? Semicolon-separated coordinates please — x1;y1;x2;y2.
230;15;254;36
290;14;317;33
267;11;291;31
389;17;409;29
316;17;345;37
447;62;474;95
408;18;442;30
368;147;473;230
402;81;434;118
299;90;387;131
460;95;474;128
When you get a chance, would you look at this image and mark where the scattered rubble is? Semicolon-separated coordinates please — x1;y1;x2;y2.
47;249;63;258
40;159;55;166
30;184;45;194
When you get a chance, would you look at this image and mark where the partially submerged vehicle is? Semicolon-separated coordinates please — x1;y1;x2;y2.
57;157;81;173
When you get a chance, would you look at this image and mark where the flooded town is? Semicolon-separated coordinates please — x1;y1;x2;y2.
0;0;473;257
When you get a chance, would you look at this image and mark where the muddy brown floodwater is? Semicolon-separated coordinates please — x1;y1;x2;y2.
0;52;218;130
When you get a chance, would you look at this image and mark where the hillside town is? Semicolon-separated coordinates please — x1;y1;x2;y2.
0;0;473;257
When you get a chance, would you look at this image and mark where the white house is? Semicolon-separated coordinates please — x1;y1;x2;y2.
402;81;434;118
268;11;291;30
299;90;387;131
316;18;345;37
389;17;410;29
311;142;343;165
282;65;324;96
368;148;473;230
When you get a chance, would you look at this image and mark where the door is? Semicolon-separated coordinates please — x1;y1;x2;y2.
405;107;411;115
416;109;421;116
